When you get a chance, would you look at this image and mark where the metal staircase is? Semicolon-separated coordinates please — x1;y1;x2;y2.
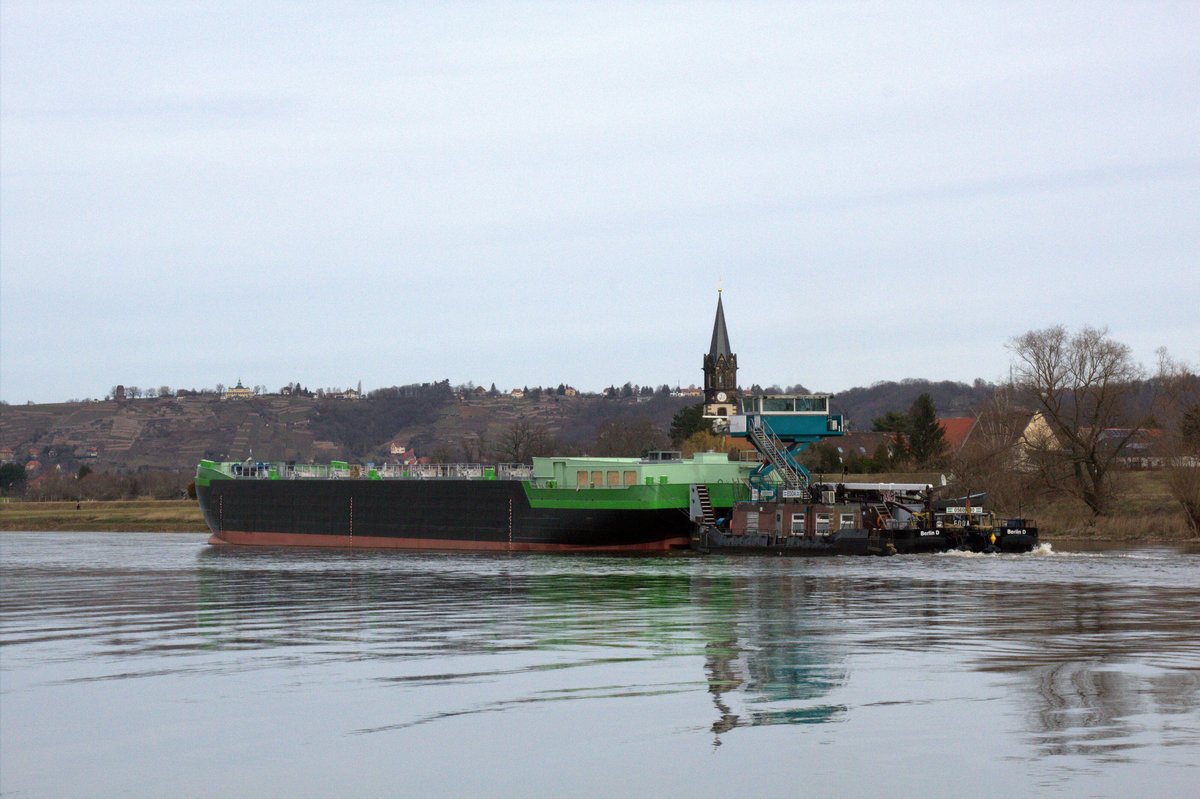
729;393;844;497
689;484;716;525
747;417;810;492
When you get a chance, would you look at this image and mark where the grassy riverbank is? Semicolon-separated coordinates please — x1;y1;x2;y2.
1032;473;1196;544
0;499;207;532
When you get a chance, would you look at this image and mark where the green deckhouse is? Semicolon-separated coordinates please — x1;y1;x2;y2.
525;451;752;510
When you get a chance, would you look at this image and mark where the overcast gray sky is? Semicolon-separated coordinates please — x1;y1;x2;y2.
2;1;1197;404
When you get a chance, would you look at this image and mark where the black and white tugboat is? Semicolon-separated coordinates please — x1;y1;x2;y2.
688;393;1038;556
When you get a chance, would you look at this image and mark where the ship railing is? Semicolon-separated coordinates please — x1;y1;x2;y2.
409;463;480;479
406;463;534;480
290;463;339;479
227;462;274;479
223;461;539;480
496;463;534;480
223;462;347;479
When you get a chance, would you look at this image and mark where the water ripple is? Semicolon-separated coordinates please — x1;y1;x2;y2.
2;532;1199;796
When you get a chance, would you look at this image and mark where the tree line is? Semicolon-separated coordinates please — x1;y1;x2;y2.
0;463;191;502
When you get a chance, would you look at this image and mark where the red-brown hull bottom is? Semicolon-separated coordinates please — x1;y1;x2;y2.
208;530;691;553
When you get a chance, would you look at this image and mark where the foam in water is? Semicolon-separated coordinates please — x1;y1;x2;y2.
933;542;1055;558
933;548;987;558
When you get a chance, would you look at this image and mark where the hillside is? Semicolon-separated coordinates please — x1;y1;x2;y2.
1;395;332;470
0;389;694;472
830;379;996;429
0;379;998;474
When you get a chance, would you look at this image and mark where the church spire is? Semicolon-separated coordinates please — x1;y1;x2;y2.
702;291;738;420
709;291;732;359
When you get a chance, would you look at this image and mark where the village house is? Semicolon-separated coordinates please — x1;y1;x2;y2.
937;417;978;454
993;410;1168;470
385;440;420;467
1097;427;1166;469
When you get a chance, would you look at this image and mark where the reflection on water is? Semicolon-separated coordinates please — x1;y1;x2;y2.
2;534;1199;797
693;575;848;743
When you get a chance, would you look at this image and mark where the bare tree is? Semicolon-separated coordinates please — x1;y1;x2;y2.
1156;349;1200;535
591;417;667;457
493;418;551;463
1008;325;1147;515
460;433;487;463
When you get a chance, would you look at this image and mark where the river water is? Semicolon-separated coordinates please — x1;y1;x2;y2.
1;533;1198;798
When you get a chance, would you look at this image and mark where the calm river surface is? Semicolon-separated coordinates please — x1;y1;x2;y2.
2;533;1198;798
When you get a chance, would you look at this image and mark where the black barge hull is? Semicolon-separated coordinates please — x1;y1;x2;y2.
197;479;705;552
691;526;1040;556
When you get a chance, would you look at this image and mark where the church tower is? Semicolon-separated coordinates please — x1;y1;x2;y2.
703;292;738;419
